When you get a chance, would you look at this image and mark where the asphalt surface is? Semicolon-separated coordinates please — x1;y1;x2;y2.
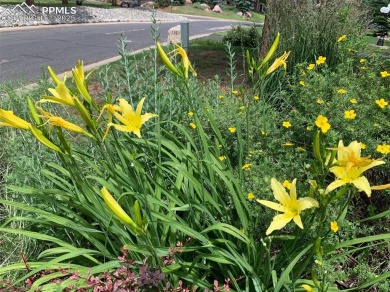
0;16;257;85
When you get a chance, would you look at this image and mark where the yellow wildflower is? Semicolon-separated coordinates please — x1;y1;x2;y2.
232;90;238;95
376;98;388;109
219;94;224;99
261;130;267;136
330;221;339;233
361;143;366;150
315;115;331;133
377;144;390;155
337;88;347;94
299;81;305;86
326;140;385;197
359;59;366;63
257;178;319;235
283;142;294;146
307;63;315;70
380;71;390;78
282;121;292;128
247;193;255;201
189;122;196;129
242;163;252;170
344;110;357;119
218;156;226;161
282;180;292;190
228;127;236;133
296;147;306;152
350;98;357;104
253;95;259;100
337;34;347;42
188;111;194;116
316;98;324;104
316;56;326;65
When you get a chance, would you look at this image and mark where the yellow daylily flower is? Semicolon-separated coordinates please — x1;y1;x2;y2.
156;42;196;79
101;187;139;232
0;109;31;130
106;98;157;139
266;51;291;76
257;178;319;235
47;66;63;86
326;141;385;197
40;82;76;106
72;60;93;104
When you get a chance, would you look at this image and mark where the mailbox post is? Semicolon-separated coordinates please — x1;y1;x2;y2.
180;21;189;53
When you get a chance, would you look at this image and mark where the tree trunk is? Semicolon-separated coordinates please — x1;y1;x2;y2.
25;0;35;5
259;0;277;59
112;0;117;6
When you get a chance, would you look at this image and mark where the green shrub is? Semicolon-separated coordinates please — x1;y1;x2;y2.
235;0;254;14
223;25;261;48
192;2;202;9
155;0;170;8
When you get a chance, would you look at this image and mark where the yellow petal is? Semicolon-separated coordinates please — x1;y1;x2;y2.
293;215;304;229
256;200;285;212
351;176;371;197
266;213;292;235
290;178;297;201
326;179;346;194
141;112;158;124
271;178;290;206
371;183;390;190
297;197;319;210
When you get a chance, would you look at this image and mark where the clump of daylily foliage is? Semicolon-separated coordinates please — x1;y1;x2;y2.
0;32;389;292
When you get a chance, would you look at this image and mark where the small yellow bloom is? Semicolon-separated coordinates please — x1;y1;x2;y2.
316;56;326;65
315;115;331;133
257;178;319;235
261;130;267;136
350;98;357;104
380;71;390;78
188;111;194;116
283;142;294;146
282;180;292;190
344;109;357;119
307;63;315;70
282;121;292;128
296;147;306;152
337;34;347;42
232;90;238;95
337;88;347;94
330;221;339;233
316;98;324;104
253;95;259;100
377;144;390;154
218;155;226;161
189;122;196;129
247;193;255;200
376;98;388;109
359;59;366;63
299;81;305;86
301;284;313;292
219;94;225;99
228;127;236;133
266;51;291;75
361;143;366;150
242;163;252;170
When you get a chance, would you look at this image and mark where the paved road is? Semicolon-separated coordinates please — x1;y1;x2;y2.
0;17;257;84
